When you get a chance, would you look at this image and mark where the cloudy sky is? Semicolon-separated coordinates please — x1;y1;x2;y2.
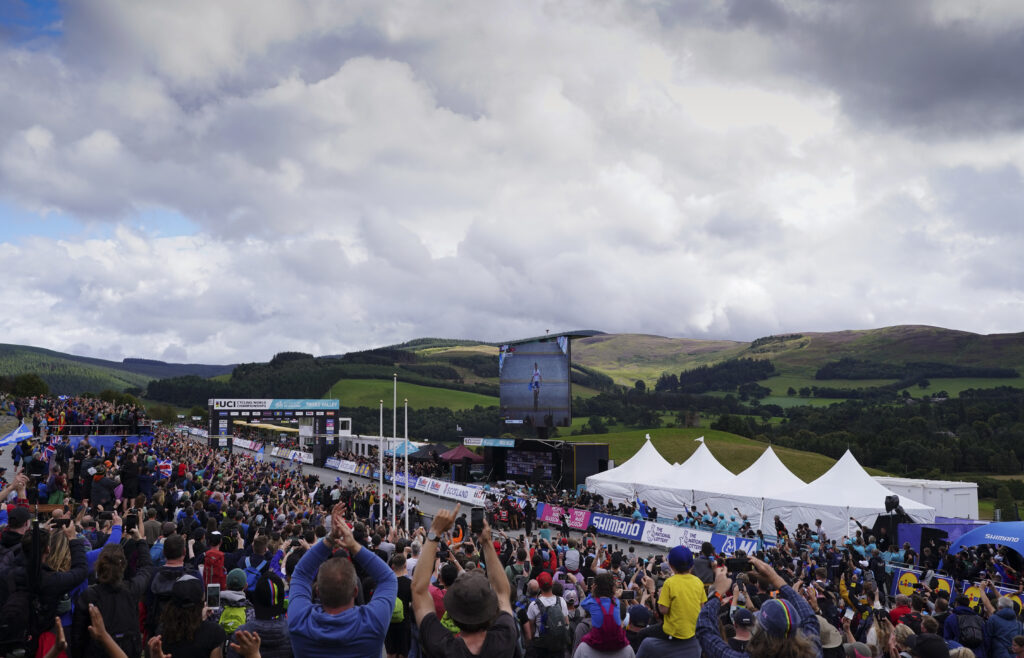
2;0;1023;364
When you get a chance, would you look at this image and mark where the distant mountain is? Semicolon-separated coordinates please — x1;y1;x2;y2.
0;344;234;395
6;325;1024;398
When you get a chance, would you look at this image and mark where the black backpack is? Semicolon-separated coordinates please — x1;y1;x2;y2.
79;584;143;658
899;611;923;634
958;612;985;648
534;597;571;650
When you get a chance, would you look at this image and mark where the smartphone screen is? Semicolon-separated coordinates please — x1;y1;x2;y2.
206;584;221;608
620;591;636;601
471;507;484;535
843;608;855;620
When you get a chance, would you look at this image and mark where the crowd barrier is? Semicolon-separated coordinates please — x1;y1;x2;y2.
890;566;1023;609
536;502;776;555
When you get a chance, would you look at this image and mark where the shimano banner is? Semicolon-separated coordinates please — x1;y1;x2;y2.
590;513;646;541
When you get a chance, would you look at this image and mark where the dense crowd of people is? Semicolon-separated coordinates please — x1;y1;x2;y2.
0;394;1023;658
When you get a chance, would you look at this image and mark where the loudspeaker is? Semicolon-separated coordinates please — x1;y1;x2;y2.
885;495;900;513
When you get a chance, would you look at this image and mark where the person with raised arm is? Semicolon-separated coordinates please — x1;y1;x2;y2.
412;502;518;657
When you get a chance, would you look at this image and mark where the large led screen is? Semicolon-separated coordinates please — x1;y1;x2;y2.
499;336;571;427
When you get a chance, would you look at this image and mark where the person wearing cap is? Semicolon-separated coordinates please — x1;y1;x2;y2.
157;574;227;657
626;604;653;652
225;572;292;658
729;608;755;651
288;501;397;658
695;557;822;658
412;503;518;658
636;545;706;658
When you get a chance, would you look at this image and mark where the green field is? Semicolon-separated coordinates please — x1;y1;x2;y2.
563;427;886;482
324;379;498;411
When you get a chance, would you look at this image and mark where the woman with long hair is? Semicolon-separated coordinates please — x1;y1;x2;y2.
71;536;154;658
157;575;226;658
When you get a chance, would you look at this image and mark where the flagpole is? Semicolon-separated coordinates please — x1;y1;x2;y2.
404;398;409;533
379;400;384;523
392;373;397;529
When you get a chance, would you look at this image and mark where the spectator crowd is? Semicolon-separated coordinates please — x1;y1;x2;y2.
0;393;1022;658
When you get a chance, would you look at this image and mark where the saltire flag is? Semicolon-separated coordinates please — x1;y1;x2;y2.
157;460;172;479
0;423;32;447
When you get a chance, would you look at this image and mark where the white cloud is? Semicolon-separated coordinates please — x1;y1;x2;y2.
1;0;1023;363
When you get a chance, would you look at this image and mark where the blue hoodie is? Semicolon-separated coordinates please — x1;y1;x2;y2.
288;539;397;658
986;606;1024;658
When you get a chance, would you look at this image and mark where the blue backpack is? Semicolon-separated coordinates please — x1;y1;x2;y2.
244;557;266;591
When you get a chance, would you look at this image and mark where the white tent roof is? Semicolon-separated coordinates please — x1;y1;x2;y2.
772;450;932;511
725;446;805;496
646;442;735;490
586;437;674;502
588;437;674;483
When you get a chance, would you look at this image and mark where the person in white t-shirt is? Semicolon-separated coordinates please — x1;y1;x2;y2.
527;572;570;657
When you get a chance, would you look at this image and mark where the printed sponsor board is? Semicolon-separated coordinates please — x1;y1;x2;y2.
464;437;516;448
536;504;591;531
325;458;342;470
890;568;955;598
591;513;646;541
210;399;341;410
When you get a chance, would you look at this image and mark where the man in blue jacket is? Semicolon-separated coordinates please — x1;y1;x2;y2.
288;501;397;658
979;583;1023;658
944;594;988;657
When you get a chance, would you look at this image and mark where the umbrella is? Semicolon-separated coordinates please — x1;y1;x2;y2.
408;443;449;461
439;445;484;463
384;440;418;457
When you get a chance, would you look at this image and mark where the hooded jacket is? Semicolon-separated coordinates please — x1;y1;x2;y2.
227;617;292;658
287;540;397;658
986;606;1024;658
944;605;988;658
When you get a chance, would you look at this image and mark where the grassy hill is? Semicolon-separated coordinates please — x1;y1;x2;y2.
0;344;233;395
324;379;498;411
564;427;886;482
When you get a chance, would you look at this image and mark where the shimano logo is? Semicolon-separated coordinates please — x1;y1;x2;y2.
985;534;1019;543
593;516;643;538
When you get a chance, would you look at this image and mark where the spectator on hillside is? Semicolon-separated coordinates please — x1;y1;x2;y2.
288;501;397;657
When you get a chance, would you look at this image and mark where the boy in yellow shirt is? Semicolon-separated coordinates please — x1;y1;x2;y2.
637;545;706;658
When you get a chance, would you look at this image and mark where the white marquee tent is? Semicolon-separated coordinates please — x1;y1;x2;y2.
634;440;736;514
585;441;936;539
695;447;806;530
585;435;674;504
762;450;935;539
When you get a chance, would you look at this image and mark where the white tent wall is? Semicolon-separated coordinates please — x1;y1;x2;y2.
634;442;735;520
873;477;979;520
695;491;765;529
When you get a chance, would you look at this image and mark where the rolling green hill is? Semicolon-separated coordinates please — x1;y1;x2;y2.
0;344;233;395
565;427;886;482
324;379;498;411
